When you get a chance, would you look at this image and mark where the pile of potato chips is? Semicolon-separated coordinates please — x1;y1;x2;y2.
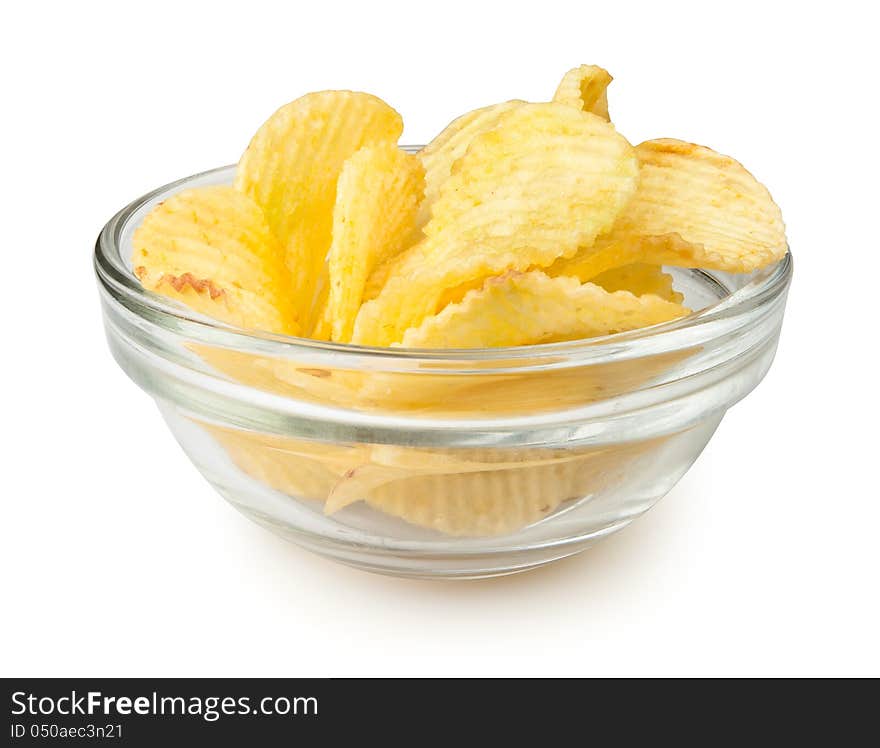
131;66;788;537
132;64;786;350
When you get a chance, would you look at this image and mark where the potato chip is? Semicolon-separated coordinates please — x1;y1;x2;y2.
132;185;295;334
208;425;369;502
353;103;640;346
417;99;525;228
545;233;649;281
360;228;438;302
552;64;612;120
266;361;364;407
309;306;333;342
331;460;585;534
361;245;406;302
209;423;660;538
361;440;659;537
325;445;584;513
355;345;697;416
550;139;787;277
399;271;688;349
365;243;482;306
299;267;331;338
365;466;575;536
235;91;403;328
326;143;424;342
424;104;637;244
585;263;683;303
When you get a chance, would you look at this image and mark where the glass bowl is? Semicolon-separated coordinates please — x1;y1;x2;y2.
94;159;792;579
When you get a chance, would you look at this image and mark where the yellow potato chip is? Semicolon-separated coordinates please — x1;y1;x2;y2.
353;103;640;346
325;445;584;514
399;270;689;349
361;246;406;302
424;104;637;244
355;345;696;416
550;139;787;277
417;99;525;228
363;245;476;306
360;226;444;303
302;268;330;340
545;233;649;281
552;64;612;120
209;422;664;538
361;440;661;537
207;424;369;502
309;305;333;342
586;263;683;304
235;91;403;328
331;459;587;534
132;185;295;334
326;143;424;342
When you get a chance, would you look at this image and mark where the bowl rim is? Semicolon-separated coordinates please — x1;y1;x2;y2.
95;160;793;367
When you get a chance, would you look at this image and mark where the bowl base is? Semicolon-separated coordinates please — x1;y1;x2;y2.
167;403;718;580
242;507;633;579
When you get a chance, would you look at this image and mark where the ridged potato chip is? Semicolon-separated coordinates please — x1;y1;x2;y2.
235;91;403;328
552;64;612;120
361;245;406;302
132;185;295;334
360;221;462;303
353;341;699;417
417;99;525;228
325;445;584;513
360;440;659;537
585;263;683;304
189;344;362;410
423;104;637;244
208;425;369;502
399;271;689;349
325;142;424;342
209;424;663;538
361;463;577;536
353;103;640;346
361;236;461;305
546;233;650;282
550;139;786;278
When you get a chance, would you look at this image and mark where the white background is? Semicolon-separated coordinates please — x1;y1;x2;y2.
2;1;877;677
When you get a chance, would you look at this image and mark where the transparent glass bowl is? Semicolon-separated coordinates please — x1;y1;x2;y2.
95;160;792;579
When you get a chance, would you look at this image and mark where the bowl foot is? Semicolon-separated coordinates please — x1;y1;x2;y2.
246;510;632;580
